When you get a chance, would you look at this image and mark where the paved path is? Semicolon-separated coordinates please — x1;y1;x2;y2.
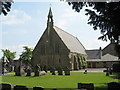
72;68;105;72
0;72;15;76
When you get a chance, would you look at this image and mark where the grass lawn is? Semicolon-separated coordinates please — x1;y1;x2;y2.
1;72;119;90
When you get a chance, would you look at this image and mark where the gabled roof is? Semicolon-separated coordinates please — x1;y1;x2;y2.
53;26;86;55
86;49;100;59
101;53;119;61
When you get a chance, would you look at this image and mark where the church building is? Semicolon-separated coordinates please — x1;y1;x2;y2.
31;8;87;71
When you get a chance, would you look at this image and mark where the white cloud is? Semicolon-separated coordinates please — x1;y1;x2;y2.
1;10;31;25
55;8;88;30
84;39;110;50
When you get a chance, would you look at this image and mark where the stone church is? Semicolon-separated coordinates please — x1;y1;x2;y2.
31;8;87;71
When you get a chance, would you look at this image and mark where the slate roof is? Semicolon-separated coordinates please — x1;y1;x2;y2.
86;49;100;59
53;26;87;55
101;54;119;61
86;49;119;62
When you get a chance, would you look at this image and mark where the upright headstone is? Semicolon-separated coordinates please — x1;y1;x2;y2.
106;72;109;76
43;66;48;73
34;64;41;76
78;83;94;90
64;67;70;75
84;69;87;74
33;86;44;90
26;66;31;76
57;67;63;75
0;83;11;90
14;60;25;76
14;85;28;90
51;67;55;75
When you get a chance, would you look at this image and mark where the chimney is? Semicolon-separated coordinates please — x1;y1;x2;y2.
99;47;102;59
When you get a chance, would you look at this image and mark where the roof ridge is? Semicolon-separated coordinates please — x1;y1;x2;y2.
86;49;99;51
54;26;77;39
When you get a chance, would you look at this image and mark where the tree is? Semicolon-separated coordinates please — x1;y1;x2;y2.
2;49;16;64
2;49;16;72
68;2;120;58
0;0;13;15
19;46;33;66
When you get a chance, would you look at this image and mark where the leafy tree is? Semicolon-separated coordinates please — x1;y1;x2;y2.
0;0;13;15
2;49;16;72
2;49;16;64
19;46;33;66
68;2;120;58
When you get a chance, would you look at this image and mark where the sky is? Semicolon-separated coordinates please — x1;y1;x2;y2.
0;1;110;59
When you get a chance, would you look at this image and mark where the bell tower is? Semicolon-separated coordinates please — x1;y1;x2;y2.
47;7;53;27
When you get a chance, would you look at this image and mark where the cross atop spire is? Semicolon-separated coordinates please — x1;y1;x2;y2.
48;7;53;18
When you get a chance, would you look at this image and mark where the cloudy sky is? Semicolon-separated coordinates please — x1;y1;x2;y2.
0;1;110;58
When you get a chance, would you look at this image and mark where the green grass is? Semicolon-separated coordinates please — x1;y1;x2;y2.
1;72;119;89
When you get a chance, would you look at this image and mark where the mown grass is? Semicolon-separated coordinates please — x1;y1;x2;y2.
1;72;119;90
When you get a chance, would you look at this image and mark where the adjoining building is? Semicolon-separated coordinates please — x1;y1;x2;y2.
86;43;120;68
31;8;87;71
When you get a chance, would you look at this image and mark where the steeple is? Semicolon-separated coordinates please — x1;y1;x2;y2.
47;7;53;26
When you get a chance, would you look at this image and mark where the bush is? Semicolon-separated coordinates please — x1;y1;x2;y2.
112;62;120;73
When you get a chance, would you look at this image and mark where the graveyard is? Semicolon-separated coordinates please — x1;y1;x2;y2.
1;71;119;89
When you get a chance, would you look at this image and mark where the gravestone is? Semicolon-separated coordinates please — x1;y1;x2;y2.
14;85;28;90
78;83;94;90
84;69;87;74
14;66;21;76
40;71;46;76
108;82;120;90
33;86;44;90
57;67;63;75
34;64;41;76
51;67;55;75
43;66;48;73
26;66;31;76
14;60;25;76
0;83;11;90
64;67;70;75
106;72;109;76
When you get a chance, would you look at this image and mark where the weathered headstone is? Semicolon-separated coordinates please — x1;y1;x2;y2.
108;82;120;90
51;67;55;75
0;83;11;90
14;60;25;76
57;67;63;75
78;83;94;90
34;64;41;76
33;86;44;90
43;66;48;73
14;85;28;90
64;67;70;75
26;67;31;76
14;66;21;76
40;71;46;76
84;69;87;74
106;72;109;76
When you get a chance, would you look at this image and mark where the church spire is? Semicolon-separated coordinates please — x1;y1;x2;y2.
47;7;53;27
